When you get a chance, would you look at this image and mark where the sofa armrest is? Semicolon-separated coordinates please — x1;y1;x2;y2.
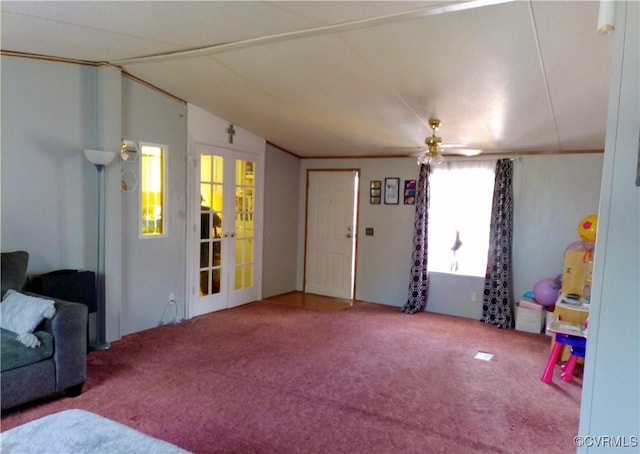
34;295;88;391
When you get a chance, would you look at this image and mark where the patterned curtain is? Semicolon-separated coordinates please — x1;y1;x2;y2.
481;159;514;328
402;164;431;314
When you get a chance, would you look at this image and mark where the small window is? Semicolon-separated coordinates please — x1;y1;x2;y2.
427;161;495;277
140;143;167;237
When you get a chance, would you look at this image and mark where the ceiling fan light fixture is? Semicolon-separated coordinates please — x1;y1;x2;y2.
417;145;444;165
417;118;445;165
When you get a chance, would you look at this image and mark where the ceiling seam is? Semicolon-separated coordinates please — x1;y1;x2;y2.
1;10;192;55
0;51;187;105
112;0;513;65
300;149;603;160
526;0;562;151
0;50;98;66
3;1;607;158
338;35;430;142
206;54;352;151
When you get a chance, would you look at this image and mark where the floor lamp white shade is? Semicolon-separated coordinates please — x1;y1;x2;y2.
84;149;116;350
84;149;116;166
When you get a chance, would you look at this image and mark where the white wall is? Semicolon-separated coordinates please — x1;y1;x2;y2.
119;77;188;335
1;57;98;273
186;104;266;313
262;145;300;298
187;104;266;155
579;1;639;447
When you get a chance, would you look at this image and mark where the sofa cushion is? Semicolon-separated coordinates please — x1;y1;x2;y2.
1;328;54;372
1;290;56;335
1;251;29;297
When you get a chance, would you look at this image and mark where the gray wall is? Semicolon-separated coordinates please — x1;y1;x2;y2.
429;154;602;319
298;158;416;306
262;144;300;298
298;155;603;320
1;57;98;273
1;56;188;338
512;154;603;300
1;55;606;329
120;77;188;334
3;19;637;434
579;1;639;446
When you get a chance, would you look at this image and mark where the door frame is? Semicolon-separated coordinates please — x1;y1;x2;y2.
185;138;264;319
303;168;360;299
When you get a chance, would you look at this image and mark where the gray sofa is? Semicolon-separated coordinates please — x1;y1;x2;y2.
1;251;88;411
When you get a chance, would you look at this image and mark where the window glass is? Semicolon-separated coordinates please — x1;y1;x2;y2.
427;161;495;277
141;144;166;237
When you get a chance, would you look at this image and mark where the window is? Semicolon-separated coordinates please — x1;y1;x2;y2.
427;161;495;277
140;143;167;237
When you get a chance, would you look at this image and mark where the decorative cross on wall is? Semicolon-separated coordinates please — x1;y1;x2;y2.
227;124;236;144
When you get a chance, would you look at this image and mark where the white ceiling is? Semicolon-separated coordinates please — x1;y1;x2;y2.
1;1;614;158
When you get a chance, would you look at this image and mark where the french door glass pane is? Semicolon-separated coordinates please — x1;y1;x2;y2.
234;160;254;291
234;265;253;291
200;154;224;296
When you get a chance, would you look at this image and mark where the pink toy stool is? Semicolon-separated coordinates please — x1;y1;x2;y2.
560;344;586;382
541;333;586;384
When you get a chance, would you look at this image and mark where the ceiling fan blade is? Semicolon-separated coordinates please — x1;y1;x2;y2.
441;147;483;157
390;119;485;160
383;146;425;154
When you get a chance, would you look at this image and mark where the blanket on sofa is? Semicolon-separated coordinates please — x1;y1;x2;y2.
0;409;190;453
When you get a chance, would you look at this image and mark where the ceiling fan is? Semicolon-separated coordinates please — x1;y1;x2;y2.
417;118;483;166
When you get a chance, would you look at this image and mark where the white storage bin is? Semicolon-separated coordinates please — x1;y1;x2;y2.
515;299;545;334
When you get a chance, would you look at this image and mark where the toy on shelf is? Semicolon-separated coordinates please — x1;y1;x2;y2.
547;319;587;336
561;293;582;306
561;215;597;306
577;214;598;264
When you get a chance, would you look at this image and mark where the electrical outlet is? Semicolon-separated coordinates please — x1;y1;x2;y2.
470;291;477;302
169;293;175;303
365;227;374;236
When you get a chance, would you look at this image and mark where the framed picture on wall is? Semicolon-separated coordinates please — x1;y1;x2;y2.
384;178;400;204
370;180;381;204
404;180;416;205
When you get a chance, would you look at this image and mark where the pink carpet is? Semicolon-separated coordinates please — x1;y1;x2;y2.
1;300;582;453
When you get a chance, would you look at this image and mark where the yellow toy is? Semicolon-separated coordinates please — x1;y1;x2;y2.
577;214;597;263
578;214;598;243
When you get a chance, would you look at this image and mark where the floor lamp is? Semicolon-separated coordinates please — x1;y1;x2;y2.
84;149;116;350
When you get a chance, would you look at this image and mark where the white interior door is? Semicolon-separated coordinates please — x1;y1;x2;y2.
305;170;358;299
189;143;259;317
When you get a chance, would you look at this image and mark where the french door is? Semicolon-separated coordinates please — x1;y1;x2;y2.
189;143;259;317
